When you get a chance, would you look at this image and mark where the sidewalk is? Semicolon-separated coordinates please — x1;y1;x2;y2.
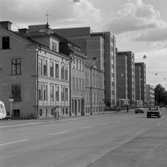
86;118;167;167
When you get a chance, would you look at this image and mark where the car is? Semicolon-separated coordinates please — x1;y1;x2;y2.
147;106;162;118
135;107;144;114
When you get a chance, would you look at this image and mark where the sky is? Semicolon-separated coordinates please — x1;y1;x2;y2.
0;0;167;90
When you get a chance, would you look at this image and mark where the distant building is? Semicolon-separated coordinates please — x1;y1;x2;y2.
116;52;128;99
116;51;135;106
135;62;146;106
54;27;117;107
135;64;141;100
0;21;71;118
146;84;155;106
135;64;143;107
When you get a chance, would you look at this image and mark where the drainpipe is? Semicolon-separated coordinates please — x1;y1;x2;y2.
36;45;41;118
90;66;93;115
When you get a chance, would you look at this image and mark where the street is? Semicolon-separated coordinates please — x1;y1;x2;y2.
0;108;167;167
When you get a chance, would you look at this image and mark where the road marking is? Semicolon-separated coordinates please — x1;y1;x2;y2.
0;139;28;147
8;127;28;131
101;123;106;125
81;126;93;129
50;131;68;136
0;122;44;129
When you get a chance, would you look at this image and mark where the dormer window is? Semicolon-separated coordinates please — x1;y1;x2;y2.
2;36;10;49
52;42;57;52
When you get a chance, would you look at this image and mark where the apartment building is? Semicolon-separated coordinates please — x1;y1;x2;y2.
135;64;144;107
54;27;117;107
0;21;70;118
117;51;136;106
135;62;147;106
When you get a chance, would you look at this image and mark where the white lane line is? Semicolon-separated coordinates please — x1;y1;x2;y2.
50;131;68;136
0;139;28;147
8;127;28;131
0;122;44;129
81;126;93;129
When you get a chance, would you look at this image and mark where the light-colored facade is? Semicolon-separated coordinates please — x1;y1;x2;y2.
0;21;70;118
85;58;105;114
54;27;117;107
59;40;87;116
117;51;135;106
146;84;155;106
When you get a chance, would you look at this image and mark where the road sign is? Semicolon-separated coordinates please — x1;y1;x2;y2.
9;99;13;102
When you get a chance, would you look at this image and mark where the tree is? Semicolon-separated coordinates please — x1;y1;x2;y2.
155;84;167;105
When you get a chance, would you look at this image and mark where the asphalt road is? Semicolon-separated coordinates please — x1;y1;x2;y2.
0;108;167;167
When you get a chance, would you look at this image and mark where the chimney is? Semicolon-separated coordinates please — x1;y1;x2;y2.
0;21;12;30
18;28;29;34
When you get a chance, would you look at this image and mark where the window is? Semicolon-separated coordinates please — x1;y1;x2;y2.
2;36;10;49
65;88;68;102
52;42;57;52
82;79;84;90
65;66;68;80
13;109;20;117
38;59;42;75
12;85;21;101
78;59;81;70
55;86;59;101
43;60;47;76
38;84;43;100
76;58;78;70
81;60;84;71
61;66;64;79
50;85;54;101
76;78;78;90
61;87;65;101
50;62;54;77
72;58;76;69
79;78;81;90
93;74;95;86
55;63;59;78
44;85;48;101
73;77;75;90
11;58;21;75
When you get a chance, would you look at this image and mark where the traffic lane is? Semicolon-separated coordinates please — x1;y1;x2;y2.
0;117;153;167
0;111;166;147
87;118;167;167
1;114;167;167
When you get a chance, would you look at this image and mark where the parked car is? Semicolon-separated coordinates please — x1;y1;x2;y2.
147;106;162;118
135;107;144;114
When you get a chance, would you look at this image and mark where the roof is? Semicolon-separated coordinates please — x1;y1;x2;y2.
85;57;102;71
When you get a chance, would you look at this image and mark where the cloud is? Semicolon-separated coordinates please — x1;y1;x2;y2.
105;0;167;35
133;28;167;42
135;48;167;89
0;0;101;29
